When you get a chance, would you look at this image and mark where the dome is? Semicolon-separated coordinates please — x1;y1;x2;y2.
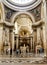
3;0;41;11
9;0;36;5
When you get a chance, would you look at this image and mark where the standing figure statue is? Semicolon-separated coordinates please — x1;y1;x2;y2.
22;44;26;57
26;45;29;53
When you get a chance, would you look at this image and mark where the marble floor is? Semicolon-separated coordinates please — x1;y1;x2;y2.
0;54;47;64
0;56;47;64
0;63;47;65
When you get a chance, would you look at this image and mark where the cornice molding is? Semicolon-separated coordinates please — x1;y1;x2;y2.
32;19;45;27
0;20;14;27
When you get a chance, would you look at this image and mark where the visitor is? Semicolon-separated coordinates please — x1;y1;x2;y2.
36;43;42;54
6;49;8;55
10;48;12;57
16;49;20;56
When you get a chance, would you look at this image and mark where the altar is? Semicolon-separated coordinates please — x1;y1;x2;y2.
14;34;34;53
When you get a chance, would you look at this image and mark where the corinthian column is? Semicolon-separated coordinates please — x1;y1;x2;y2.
10;30;14;56
10;29;16;55
30;35;33;52
41;0;47;57
11;30;14;51
41;0;46;20
42;25;46;56
37;27;40;44
15;34;19;49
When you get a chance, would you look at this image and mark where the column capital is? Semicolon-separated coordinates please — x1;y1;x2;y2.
41;0;46;3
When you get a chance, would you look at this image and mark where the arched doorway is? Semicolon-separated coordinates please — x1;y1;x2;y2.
11;12;45;56
13;14;34;53
18;26;32;52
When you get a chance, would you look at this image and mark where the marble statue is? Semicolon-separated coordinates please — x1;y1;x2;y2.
22;44;26;57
